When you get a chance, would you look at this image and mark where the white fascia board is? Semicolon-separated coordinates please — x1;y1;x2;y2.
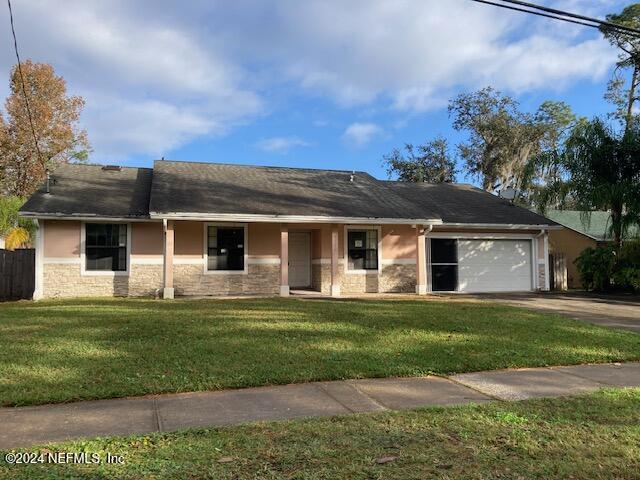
150;212;443;225
438;223;563;230
19;212;157;222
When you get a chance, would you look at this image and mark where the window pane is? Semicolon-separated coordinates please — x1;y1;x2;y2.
208;226;244;271
118;225;127;247
348;231;366;250
85;224;128;271
367;230;377;250
348;230;378;270
364;249;378;269
117;247;126;270
432;264;457;291
348;250;365;270
208;226;217;249
431;239;457;264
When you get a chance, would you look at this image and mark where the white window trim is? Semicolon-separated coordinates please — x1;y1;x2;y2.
80;221;131;277
344;225;382;275
203;222;249;275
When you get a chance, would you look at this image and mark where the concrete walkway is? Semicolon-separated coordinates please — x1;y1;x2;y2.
1;362;639;449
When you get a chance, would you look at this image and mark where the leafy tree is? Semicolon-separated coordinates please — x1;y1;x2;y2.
384;136;456;183
600;4;640;129
535;118;640;248
448;87;575;194
0;60;90;197
0;196;36;250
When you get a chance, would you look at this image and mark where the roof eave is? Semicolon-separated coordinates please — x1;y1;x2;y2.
437;222;563;230
149;211;443;225
19;212;155;222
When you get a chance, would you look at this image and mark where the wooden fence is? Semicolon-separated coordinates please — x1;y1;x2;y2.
549;253;568;291
0;248;35;301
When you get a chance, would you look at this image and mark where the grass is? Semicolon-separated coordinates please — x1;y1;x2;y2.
1;388;639;479
0;297;639;406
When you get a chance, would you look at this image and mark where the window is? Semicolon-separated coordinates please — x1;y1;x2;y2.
207;226;245;271
85;223;127;272
430;238;458;291
347;229;378;270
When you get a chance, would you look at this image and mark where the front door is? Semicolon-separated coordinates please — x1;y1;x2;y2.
289;232;311;288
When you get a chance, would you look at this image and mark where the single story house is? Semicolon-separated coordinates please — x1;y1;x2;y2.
20;160;564;299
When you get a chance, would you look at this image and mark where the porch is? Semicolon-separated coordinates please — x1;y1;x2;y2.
160;221;430;299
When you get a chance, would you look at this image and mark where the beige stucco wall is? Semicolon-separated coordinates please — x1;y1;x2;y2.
43;220;81;257
382;224;416;260
249;223;281;258
174;221;203;259
43;220;165;259
549;227;596;288
131;222;163;258
39;219;553;297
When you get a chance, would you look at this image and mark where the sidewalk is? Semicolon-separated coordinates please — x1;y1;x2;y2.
1;362;639;449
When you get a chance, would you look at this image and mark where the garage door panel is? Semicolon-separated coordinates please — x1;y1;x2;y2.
457;240;532;293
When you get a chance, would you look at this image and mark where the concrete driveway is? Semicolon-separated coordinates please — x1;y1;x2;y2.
475;292;640;333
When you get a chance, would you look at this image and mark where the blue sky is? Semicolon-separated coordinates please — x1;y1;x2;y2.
0;0;631;183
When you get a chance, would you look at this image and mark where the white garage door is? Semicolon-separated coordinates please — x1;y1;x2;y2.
457;239;532;293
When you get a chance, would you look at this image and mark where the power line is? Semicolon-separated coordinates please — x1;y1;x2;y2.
468;0;640;39
470;0;606;30
6;0;44;165
501;0;640;36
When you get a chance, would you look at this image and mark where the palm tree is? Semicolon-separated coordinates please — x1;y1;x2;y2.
534;117;640;248
0;196;36;250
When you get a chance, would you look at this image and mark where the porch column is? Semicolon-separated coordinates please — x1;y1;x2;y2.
330;224;341;297
416;225;427;295
280;224;289;296
162;219;174;299
543;230;550;291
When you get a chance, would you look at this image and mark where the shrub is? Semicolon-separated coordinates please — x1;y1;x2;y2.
619;239;640;266
613;267;640;292
613;239;640;293
574;246;616;291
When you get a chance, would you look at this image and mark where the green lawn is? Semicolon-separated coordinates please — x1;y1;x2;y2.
0;298;638;406
2;388;639;479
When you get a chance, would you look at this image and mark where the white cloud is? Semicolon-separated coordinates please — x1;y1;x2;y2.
255;136;310;154
0;0;622;162
0;0;262;163
341;122;384;147
216;0;618;111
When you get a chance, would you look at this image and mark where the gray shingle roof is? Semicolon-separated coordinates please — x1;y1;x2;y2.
20;164;152;218
19;160;559;227
386;181;559;226
148;160;439;221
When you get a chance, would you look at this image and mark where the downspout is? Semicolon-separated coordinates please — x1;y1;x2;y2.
425;224;433;293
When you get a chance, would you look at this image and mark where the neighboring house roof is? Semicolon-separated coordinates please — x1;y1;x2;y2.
543;210;640;241
148;160;439;222
386;182;559;227
20;164;153;219
19;160;559;227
